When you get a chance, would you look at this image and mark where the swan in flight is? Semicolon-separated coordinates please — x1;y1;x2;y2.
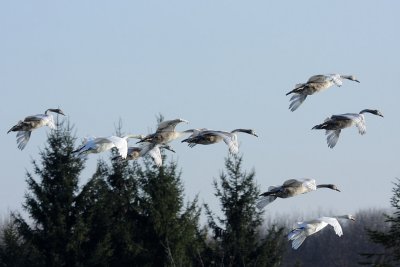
181;129;258;154
7;108;65;150
137;118;191;145
73;134;144;159
113;142;175;167
286;74;360;111
312;109;384;148
288;214;355;250
256;179;340;209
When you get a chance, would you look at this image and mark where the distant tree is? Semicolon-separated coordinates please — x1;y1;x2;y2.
11;119;85;267
204;154;285;267
361;178;400;267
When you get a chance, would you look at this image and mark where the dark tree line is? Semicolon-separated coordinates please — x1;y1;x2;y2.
0;119;284;267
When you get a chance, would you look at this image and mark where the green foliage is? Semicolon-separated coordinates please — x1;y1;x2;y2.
362;178;400;266
12;119;85;267
205;154;285;267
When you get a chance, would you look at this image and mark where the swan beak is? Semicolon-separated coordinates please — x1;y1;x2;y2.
355;79;360;83
335;188;341;192
59;110;66;116
254;133;259;137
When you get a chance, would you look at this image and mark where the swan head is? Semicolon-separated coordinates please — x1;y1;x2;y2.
341;75;360;83
340;214;356;221
359;109;384;117
232;129;258;137
46;108;65;116
316;184;340;192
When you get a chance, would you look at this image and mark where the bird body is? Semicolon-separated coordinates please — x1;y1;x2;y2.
288;215;355;249
286;74;360;111
138;118;190;144
115;142;175;167
312;109;383;148
7;108;65;150
73;134;143;159
256;179;340;209
181;128;258;154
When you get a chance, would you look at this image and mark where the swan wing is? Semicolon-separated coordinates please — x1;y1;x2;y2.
302;179;317;191
214;132;238;154
289;94;307;112
157;119;188;132
106;136;127;158
16;131;31;150
326;130;341;148
319;217;343;236
147;145;162;167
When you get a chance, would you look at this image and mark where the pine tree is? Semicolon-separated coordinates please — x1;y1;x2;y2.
204;154;285;267
12;120;85;267
137;151;204;266
362;178;400;266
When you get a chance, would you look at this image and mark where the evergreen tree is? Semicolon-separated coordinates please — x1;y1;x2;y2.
137;149;204;266
362;178;400;267
12;120;85;267
204;154;285;267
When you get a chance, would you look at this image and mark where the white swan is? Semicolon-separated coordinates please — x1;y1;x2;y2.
286;74;360;111
288;214;355;250
312;109;383;148
256;179;340;209
73;134;143;159
181;129;258;154
7;108;65;150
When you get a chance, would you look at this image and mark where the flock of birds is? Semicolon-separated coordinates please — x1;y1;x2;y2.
6;73;383;250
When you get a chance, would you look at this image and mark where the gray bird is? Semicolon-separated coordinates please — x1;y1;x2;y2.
312;109;383;148
256;178;340;209
286;74;360;111
182;129;258;154
7;108;65;150
137;118;191;145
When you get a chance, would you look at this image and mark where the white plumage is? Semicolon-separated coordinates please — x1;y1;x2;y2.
288;215;355;250
73;134;143;159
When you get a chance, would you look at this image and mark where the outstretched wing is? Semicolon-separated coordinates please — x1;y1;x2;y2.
326;130;341;148
215;132;238;154
16;131;32;150
307;74;328;84
288;225;308;250
256;195;277;209
301;179;317;191
157;119;188;132
289;94;307;112
106;136;127;159
333;113;366;135
328;74;343;87
147;145;163;167
318;217;343;236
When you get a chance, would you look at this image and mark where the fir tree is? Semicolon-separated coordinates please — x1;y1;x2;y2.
12;119;85;267
204;154;285;267
362;178;400;267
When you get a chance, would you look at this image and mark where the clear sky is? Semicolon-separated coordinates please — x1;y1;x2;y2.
1;1;399;223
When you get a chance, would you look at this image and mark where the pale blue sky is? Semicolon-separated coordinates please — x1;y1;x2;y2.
1;1;399;222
